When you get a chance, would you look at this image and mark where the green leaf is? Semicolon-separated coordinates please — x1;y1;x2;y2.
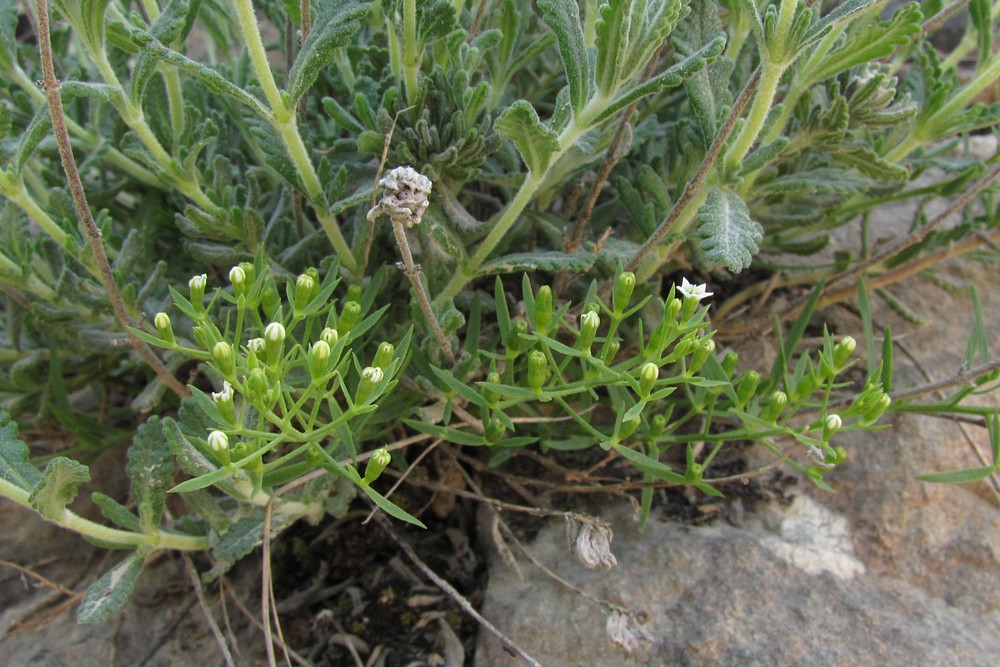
537;0;590;115
428;366;488;408
15;107;54;175
829;146;909;183
404;419;485;446
0;1;18;71
212;515;265;562
807;3;923;83
476;250;593;277
288;1;370;102
593;35;726;125
594;0;687;97
756;167;869;195
91;492;143;532
126;417;173;533
801;0;882;50
495;101;560;174
740;137;789;175
697;187;762;272
77;548;150;623
917;465;998;484
163;416;245;499
0;411;41;493
51;0;112;54
969;0;992;72
611;443;686;483
360;484;426;528
132;0;204;102
29;457;91;521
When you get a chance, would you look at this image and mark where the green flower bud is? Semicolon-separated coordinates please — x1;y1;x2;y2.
866;393;891;423
363;447;392;484
721;351;739;377
650;414;667;438
338;300;361;336
212;341;235;378
763;390;788;422
305;445;324;468
355;366;383;405
666;296;682;322
527;350;548;395
346;284;362;302
829;446;847;465
601;339;621;364
238;262;256;285
261;278;280;318
246;368;269;404
834;336;857;369
229;266;248;298
320;327;339;347
532;285;553;333
212;381;237;425
689;338;716;374
613;271;636;314
618;415;640;441
294;273;317;311
792;370;819;401
373;341;395;371
188;274;207;313
578;310;600;354
264;322;285;364
685;461;704;483
207;430;231;466
484;371;501;407
506;319;530;358
154;312;175;345
736;370;760;407
484;418;506;444
638;362;659;398
309;340;331;381
233;441;252;460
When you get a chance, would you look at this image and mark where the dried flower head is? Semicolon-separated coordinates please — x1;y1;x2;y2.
565;513;618;569
606;610;653;654
366;166;433;228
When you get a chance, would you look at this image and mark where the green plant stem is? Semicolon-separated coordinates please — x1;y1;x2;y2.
8;64;160;188
0;173;72;253
34;0;191;400
885;50;1000;162
231;0;357;273
0;478;208;550
725;61;786;172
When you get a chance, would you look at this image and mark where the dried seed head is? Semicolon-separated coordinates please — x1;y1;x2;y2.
367;166;433;228
565;513;618;569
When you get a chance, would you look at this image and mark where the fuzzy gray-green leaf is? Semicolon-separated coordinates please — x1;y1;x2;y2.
495;101;560;174
0;410;41;493
698;187;762;273
77;548;150;623
212;515;265;562
126;417;173;533
537;0;590;115
288;0;370;102
29;457;92;521
757;167;869;195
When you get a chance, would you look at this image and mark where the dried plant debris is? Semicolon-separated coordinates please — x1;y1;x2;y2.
367;166;433;228
565;513;618;570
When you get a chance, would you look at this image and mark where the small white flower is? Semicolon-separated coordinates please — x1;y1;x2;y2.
189;274;207;290
207;430;229;453
247;337;265;354
264;322;286;343
320;327;339;346
677;278;713;301
212;381;234;403
361;366;384;384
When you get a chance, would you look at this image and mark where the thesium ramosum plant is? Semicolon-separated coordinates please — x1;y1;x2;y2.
1;0;999;648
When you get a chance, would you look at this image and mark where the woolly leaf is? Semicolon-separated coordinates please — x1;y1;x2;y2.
212;515;265;562
288;0;370;102
594;0;687;97
77;548;150;623
126;417;173;534
808;3;923;83
759;167;869;195
0;411;41;493
697;187;762;272
29;457;91;521
495;101;560;174
91;492;143;532
537;0;590;115
476;250;593;277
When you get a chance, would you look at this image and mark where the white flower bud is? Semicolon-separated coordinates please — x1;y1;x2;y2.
207;430;229;453
311;340;330;362
824;414;843;432
248;338;265;355
361;366;383;384
189;274;207;291
229;266;246;285
320;327;339;346
264;322;286;343
154;312;171;331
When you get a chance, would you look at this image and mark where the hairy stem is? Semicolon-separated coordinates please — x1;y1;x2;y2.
34;0;191;400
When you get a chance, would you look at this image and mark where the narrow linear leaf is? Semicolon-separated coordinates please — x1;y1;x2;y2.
361;484;427;528
611;443;686;484
91;492;143;532
917;465;998;484
404;419;485;446
77;547;150;623
29;457;91;521
476;250;593;277
697;187;762;272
